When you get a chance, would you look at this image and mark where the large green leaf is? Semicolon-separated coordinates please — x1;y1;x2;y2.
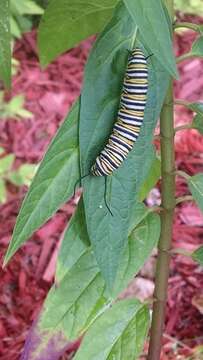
80;2;169;289
56;198;160;294
0;0;11;88
22;201;159;359
188;173;203;212
74;299;150;360
38;0;118;67
123;0;178;79
4;100;80;265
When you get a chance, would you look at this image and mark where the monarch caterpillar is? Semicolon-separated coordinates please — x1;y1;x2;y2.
91;47;149;176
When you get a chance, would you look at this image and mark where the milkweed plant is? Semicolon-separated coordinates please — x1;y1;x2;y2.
1;0;203;359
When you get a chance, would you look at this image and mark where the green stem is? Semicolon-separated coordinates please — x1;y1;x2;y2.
176;195;193;204
147;81;176;360
174;99;190;107
175;170;191;180
174;123;192;133
171;247;192;257
176;52;194;64
174;22;201;33
147;1;176;352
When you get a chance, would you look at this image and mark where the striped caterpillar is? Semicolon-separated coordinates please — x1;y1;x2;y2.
91;47;148;176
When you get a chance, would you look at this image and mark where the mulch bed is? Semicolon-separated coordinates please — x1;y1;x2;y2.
0;16;203;360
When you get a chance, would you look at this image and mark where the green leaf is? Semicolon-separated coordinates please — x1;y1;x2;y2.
10;0;44;15
123;0;178;79
3;94;33;119
0;154;14;175
22;250;106;360
0;147;5;155
193;114;203;134
192;246;203;266
191;36;203;57
0;0;11;88
175;0;203;16
139;152;161;201
56;198;90;283
56;198;160;295
23;202;159;359
80;3;170;289
4;101;80;266
0;178;7;203
38;0;118;67
188;173;203;212
113;210;160;296
74;299;150;360
187;101;203;116
9;164;37;186
10;16;22;39
185;102;203;134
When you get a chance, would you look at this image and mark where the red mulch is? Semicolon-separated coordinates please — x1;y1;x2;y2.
0;16;203;359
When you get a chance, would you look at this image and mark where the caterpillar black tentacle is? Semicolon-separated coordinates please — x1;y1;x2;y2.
91;47;149;177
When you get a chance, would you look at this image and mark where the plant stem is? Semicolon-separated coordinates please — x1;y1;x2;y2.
175;170;191;180
147;81;175;360
174;22;201;33
174;123;192;133
171;247;192;257
174;99;190;107
147;0;179;347
147;81;176;360
176;52;194;64
175;195;193;205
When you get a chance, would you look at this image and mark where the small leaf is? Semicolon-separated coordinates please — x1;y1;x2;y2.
187;101;203;115
0;0;11;88
38;0;118;67
191;36;203;57
139;153;161;201
188;173;203;212
192;114;203;134
10;0;44;15
0;178;7;203
0;154;14;175
192;246;203;266
4;100;80;265
123;0;178;78
184;102;203;134
10;16;22;39
4;94;33;119
74;299;150;360
175;0;203;16
9;164;37;186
